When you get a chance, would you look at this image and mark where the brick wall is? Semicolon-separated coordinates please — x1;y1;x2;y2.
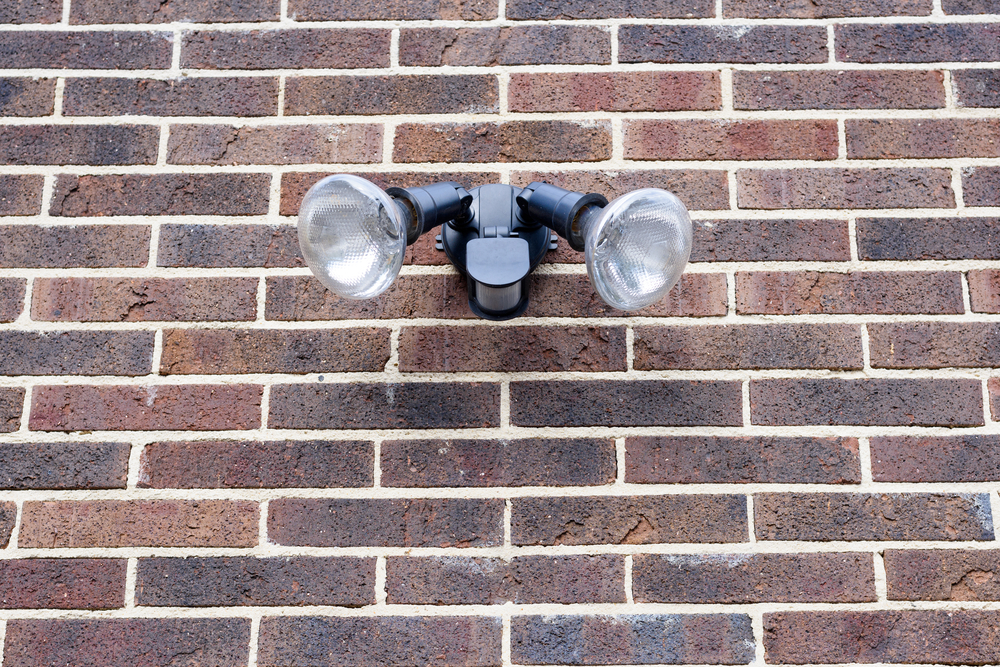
1;0;999;664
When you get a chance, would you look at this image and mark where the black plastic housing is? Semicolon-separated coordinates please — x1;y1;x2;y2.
515;181;608;251
386;182;473;245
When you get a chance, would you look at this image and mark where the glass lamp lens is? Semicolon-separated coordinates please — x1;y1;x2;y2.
584;188;693;311
297;174;406;300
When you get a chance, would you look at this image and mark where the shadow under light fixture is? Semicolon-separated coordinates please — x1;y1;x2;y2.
297;175;693;321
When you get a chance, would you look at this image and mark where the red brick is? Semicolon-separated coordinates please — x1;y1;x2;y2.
963;166;1000;206
969;270;1000;312
737;168;955;209
508;0;713;17
269;382;499;430
858;216;1000;259
158;224;300;266
19;500;259;547
288;0;498;20
137;557;374;607
635;553;875;603
837;24;1000;62
0;559;125;609
381;438;616;487
512;169;730;211
512;495;747;545
626;436;861;484
0;175;43;215
0;387;24;432
0;225;149;267
510;71;719;112
0;502;13;546
0;0;61;23
693;218;850;261
0;331;151;376
168;123;382;165
737;271;963;314
755;492;994;541
764;611;1000;664
0;77;55;116
0;31;172;68
870;322;1000;368
269;498;504;547
0;442;129;490
991;377;1000;419
32;277;258;322
0;125;159;165
182;29;389;69
400;26;609;66
259;617;501;667
620;25;828;63
72;0;277;22
527;273;728;317
395;121;610;163
63;77;277;117
29;384;262;431
725;0;931;16
848;119;1000;158
0;278;24;322
5;619;250;667
734;70;945;109
872;435;1000;482
885;549;1000;600
625;119;838;161
944;0;999;11
954;69;1000;107
751;379;983;426
139;440;373;488
285;75;498;115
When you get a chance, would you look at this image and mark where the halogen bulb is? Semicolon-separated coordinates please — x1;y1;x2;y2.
584;188;692;311
298;174;406;300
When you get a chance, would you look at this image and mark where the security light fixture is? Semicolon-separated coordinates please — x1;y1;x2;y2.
298;175;693;321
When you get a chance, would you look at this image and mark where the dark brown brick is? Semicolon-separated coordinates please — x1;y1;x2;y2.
970;270;1000;312
0;31;172;68
388;555;624;605
737;271;963;314
993;378;1000;419
872;435;1000;482
756;492;994;541
161;328;390;374
510;71;719;112
139;440;373;488
512;495;747;545
159;224;300;266
508;0;714;18
625;119;838;161
620;25;827;63
288;0;498;20
64;77;278;117
0;501;14;546
0;0;61;23
0;442;129;490
848;119;1000;158
764;611;1000;664
737;168;955;209
394;121;610;163
137;557;374;607
693;218;850;261
751;379;983;426
182;29;389;69
168;123;381;165
528;273;728;317
19;500;259;547
858;216;1000;259
870;322;1000;368
0;387;24;432
944;0;1000;11
635;553;875;603
269;498;504;547
0;331;152;376
381;438;615;487
0;559;125;609
0;225;149;267
400;27;609;66
726;0;931;16
512;169;730;211
29;384;262;431
0;278;24;322
259;617;501;667
0;125;158;165
885;549;1000;600
734;70;945;109
5;619;250;667
837;24;1000;62
51;174;271;217
0;77;54;116
285;75;497;115
269;382;499;430
32;277;258;322
964;166;1000;206
627;436;861;484
72;0;278;22
954;69;1000;107
0;175;43;215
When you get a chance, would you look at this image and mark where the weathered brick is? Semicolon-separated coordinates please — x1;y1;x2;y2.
969;270;1000;312
0;0;61;23
269;382;499;430
954;69;1000;107
870;323;1000;368
0;387;24;432
139;440;373;488
29;384;262;431
848;119;1000;158
737;271;963;314
167;123;382;165
693;218;850;261
944;0;999;11
32;277;258;322
137;557;374;607
0;77;54;116
159;224;300;266
285;75;497;116
871;435;1000;482
513;615;754;665
964;166;1000;206
288;0;498;20
858;216;1000;259
182;29;389;69
0;442;129;490
0;31;172;68
755;492;994;541
0;175;43;215
381;438;616;487
508;0;714;17
0;502;14;546
734;70;945;109
619;25;827;63
627;436;861;484
512;495;747;545
0;225;149;267
527;273;728;317
0;125;159;165
259;617;501;667
394;121;611;163
401;27;609;66
51;174;271;217
885;549;1000;600
63;77;277;116
737;168;955;209
0;559;125;609
19;500;259;547
510;71;720;112
513;169;729;211
0;331;152;376
625;119;838;161
388;555;624;605
269;498;504;547
837;24;1000;62
0;278;24;322
725;0;931;16
764;611;1000;664
635;553;875;603
750;379;983;426
72;0;278;22
5;619;250;667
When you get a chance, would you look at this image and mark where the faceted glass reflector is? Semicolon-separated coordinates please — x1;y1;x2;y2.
298;174;406;300
584;188;692;311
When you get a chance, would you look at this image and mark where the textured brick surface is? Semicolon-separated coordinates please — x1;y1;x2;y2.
625;120;838;161
969;270;1000;312
288;0;499;19
837;24;1000;62
619;25;827;63
507;0;714;17
510;72;719;112
734;70;945;109
858;216;1000;259
954;70;1000;107
0;502;14;547
0;31;172;69
871;435;1000;482
848;119;1000;158
167;123;383;165
400;27;610;66
158;224;301;266
0;125;159;165
885;549;1000;600
285;75;498;115
692;218;850;261
394;121;611;163
738;168;955;209
0;278;24;322
0;387;24;432
0;224;149;267
0;559;125;609
64;77;278;116
0;0;61;23
511;169;730;210
0;175;43;215
526;274;728;318
0;331;152;375
725;0;931;16
0;442;130;490
183;29;389;69
0;77;55;116
869;323;1000;368
964;167;1000;206
72;0;278;23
